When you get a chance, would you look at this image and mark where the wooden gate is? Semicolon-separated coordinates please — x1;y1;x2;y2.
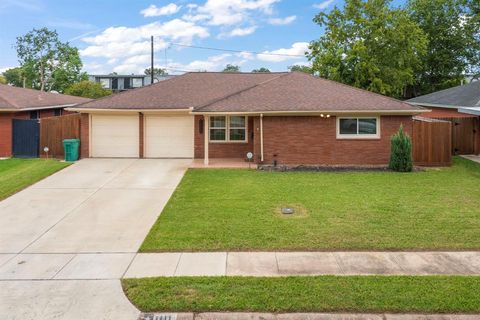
39;114;81;158
438;117;477;155
412;117;452;166
12;119;40;158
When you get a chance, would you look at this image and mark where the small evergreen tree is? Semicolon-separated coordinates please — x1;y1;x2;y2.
389;125;413;172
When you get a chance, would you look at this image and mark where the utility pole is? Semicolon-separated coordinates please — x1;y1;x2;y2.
150;35;154;85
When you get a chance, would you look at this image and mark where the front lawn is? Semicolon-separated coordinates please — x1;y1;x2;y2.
123;276;480;313
0;158;70;200
141;157;480;251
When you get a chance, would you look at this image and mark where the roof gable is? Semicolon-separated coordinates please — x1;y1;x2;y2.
75;72;285;110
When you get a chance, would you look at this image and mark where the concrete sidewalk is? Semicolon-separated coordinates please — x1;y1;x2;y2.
125;251;480;278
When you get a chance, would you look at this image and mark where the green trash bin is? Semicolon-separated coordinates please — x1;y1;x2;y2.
63;139;80;161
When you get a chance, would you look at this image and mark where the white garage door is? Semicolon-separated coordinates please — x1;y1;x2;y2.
91;114;139;158
145;115;194;158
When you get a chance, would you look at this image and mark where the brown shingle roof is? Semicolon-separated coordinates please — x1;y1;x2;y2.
72;72;422;113
196;72;421;112
75;72;284;110
0;84;90;111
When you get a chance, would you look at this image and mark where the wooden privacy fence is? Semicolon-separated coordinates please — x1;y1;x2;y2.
39;113;81;158
430;117;479;155
412;117;452;166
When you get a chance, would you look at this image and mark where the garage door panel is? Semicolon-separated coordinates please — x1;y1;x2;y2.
145;115;194;158
91;114;139;158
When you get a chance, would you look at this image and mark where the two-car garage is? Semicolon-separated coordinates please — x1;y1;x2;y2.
90;113;194;158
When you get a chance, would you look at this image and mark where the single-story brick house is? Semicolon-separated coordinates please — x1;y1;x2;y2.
67;72;424;165
0;84;90;157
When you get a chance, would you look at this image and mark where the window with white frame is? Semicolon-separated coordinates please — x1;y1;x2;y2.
209;116;247;142
337;117;379;138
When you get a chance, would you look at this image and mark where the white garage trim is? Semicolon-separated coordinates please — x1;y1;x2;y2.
90;114;140;158
144;115;194;158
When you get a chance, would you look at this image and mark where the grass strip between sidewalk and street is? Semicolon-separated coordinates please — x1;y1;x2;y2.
122;276;480;313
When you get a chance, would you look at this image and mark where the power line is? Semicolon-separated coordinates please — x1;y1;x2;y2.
169;42;306;58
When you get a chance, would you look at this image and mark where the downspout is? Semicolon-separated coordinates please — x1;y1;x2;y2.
260;113;264;162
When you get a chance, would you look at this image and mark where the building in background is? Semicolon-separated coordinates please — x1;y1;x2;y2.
88;74;176;92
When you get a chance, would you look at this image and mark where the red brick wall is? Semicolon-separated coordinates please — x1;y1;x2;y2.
194;115;254;159
422;107;475;119
0;113;13;157
255;115;413;165
80;113;89;158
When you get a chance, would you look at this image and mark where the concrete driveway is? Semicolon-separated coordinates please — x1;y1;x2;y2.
0;158;190;320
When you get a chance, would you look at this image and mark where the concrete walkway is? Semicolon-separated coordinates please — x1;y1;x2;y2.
461;154;480;164
0;159;190;320
125;251;480;278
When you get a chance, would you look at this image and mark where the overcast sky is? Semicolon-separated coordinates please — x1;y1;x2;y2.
0;0;405;75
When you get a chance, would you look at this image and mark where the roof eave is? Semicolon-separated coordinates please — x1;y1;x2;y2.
0;103;79;112
408;101;466;109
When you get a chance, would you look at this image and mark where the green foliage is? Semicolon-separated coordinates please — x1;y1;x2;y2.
2;67;33;88
252;67;271;73
222;64;240;72
288;65;313;74
0;75;6;84
15;27;84;92
64;80;112;99
124;276;480;313
389;125;413;172
144;67;168;76
141;158;480;251
407;0;480;95
0;158;70;201
308;0;427;98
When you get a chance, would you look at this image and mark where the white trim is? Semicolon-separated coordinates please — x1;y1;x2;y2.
65;108;423;116
208;115;248;143
65;108;192;113
0;104;79;113
336;116;381;139
458;107;480;116
408;102;465;109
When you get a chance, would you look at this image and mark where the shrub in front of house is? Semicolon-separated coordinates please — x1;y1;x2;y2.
389;125;413;172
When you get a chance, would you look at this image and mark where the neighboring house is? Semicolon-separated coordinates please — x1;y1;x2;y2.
89;74;175;92
68;72;423;165
0;84;90;157
407;81;480;155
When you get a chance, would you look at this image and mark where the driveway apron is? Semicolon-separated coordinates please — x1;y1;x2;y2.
0;158;190;320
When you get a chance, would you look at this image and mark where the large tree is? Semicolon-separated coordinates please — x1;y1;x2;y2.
15;28;85;92
408;0;480;95
308;0;427;98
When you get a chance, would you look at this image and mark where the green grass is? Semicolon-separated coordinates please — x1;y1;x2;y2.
0;158;70;200
123;276;480;313
141;157;480;252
